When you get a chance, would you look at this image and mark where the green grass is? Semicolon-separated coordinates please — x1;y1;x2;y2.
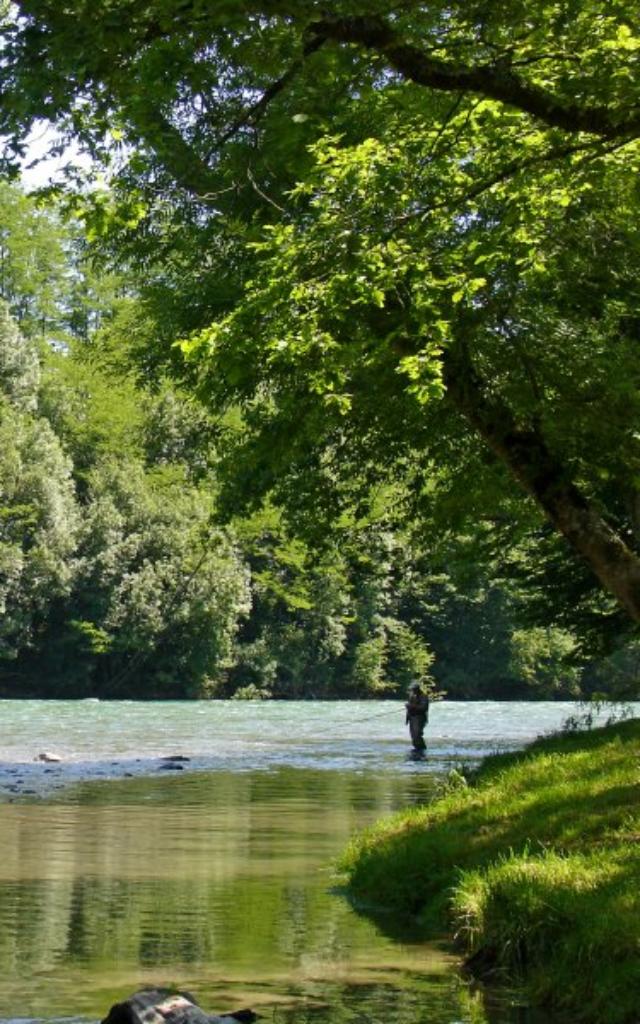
338;718;640;1023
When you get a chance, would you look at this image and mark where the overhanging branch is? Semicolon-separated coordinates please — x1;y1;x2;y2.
120;36;326;200
309;15;640;139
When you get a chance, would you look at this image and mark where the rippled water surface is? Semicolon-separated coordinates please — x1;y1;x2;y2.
0;700;629;1024
0;699;624;787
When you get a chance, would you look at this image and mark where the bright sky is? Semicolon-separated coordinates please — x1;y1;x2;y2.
20;121;93;191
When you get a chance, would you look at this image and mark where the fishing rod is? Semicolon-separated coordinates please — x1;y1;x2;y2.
309;694;441;738
310;705;406;736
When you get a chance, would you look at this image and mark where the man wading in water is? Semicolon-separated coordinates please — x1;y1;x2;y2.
405;682;429;751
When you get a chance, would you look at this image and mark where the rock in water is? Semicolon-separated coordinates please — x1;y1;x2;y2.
101;989;258;1024
102;990;205;1024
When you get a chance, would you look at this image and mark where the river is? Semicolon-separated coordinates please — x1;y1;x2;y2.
0;700;630;1024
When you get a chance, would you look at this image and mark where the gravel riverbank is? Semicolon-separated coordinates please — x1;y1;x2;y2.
0;753;199;800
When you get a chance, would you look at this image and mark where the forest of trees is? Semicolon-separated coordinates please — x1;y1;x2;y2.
0;183;636;701
1;2;640;700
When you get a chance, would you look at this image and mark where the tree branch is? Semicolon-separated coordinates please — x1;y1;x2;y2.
214;35;326;150
309;15;640;139
442;342;640;621
121;98;223;199
387;139;598;234
120;37;326;200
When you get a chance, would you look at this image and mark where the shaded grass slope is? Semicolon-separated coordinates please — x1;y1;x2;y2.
339;719;640;1023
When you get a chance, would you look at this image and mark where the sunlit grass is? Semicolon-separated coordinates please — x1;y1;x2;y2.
454;847;640;1023
339;719;640;1022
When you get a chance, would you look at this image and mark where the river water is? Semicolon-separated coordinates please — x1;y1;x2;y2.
0;700;629;1024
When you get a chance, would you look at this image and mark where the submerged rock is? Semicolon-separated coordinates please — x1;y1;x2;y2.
161;754;191;762
101;989;257;1024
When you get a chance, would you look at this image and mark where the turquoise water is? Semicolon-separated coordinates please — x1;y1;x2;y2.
0;701;629;1024
0;699;625;794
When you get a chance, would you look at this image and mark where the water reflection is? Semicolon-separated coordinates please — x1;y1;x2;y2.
0;769;553;1024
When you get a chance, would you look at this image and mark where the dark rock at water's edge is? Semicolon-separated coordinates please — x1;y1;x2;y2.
101;988;258;1024
157;754;191;770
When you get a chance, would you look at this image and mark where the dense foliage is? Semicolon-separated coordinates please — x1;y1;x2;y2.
1;1;640;697
0;189;440;698
1;1;640;625
0;184;637;699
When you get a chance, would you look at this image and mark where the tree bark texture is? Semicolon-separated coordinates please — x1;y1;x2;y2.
443;344;640;623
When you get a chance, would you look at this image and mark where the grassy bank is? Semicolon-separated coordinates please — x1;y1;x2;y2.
339;719;640;1023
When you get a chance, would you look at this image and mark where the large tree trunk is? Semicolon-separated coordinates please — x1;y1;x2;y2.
443;344;640;623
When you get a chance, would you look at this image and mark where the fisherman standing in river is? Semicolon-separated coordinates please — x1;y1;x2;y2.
405;681;429;750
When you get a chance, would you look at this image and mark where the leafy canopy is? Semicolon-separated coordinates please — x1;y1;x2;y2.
4;1;640;621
